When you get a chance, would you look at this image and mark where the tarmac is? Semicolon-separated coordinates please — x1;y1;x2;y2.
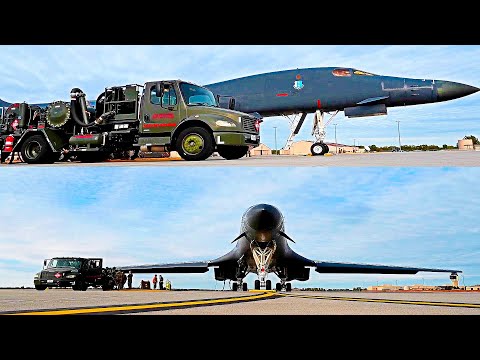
2;150;479;167
2;289;480;315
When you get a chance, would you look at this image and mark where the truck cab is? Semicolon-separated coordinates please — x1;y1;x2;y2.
98;80;261;160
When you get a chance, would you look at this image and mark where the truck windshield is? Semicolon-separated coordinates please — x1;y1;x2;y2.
179;83;217;107
48;259;82;269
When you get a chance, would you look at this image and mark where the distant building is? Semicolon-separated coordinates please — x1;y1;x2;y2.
367;284;403;291
279;140;360;155
458;139;474;150
466;285;480;291
251;143;272;156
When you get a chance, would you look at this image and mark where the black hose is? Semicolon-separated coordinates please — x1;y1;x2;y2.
70;88;97;127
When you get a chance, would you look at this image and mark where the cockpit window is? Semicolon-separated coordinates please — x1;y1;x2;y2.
353;69;375;76
332;68;352;77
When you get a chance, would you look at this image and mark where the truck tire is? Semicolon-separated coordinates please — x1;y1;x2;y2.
73;279;85;291
35;285;47;291
20;135;53;164
175;127;213;161
217;146;248;160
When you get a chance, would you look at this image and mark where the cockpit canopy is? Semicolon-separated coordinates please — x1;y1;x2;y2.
332;68;376;77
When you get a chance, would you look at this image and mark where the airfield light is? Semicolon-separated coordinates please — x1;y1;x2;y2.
273;126;278;155
396;120;402;151
333;123;338;154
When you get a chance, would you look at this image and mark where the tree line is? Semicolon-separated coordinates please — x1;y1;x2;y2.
368;135;478;152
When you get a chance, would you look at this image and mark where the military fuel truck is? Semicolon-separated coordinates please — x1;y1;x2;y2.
0;80;261;163
33;257;116;291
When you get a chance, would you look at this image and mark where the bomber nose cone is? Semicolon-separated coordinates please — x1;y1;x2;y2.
246;204;282;231
437;81;479;102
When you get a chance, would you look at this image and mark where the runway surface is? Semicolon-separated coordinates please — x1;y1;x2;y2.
2;151;480;167
2;289;480;315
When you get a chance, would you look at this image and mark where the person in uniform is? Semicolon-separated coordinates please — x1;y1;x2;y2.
115;270;124;290
127;271;133;289
158;274;164;290
152;274;158;289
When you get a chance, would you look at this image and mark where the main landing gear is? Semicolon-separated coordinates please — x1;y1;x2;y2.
283;110;339;156
275;279;292;292
231;279;249;291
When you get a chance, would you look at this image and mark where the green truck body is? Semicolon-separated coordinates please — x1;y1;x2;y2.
1;80;261;163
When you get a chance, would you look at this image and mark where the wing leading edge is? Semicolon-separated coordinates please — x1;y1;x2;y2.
117;261;210;274
314;261;461;274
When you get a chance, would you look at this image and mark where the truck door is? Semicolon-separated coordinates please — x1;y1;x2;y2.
140;82;180;135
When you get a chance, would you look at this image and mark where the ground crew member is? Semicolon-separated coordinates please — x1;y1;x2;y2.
152;274;158;289
159;274;164;290
115;270;124;290
127;271;133;289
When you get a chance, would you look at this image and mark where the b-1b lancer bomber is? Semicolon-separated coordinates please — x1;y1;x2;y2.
118;204;461;291
206;67;479;155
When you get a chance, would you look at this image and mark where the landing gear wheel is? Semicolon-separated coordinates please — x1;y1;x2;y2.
35;285;47;291
217;146;249;160
276;283;282;291
266;280;272;290
310;142;326;156
175;127;214;161
20;135;53;164
242;282;248;291
232;282;238;291
286;283;292;292
321;143;329;154
254;280;260;290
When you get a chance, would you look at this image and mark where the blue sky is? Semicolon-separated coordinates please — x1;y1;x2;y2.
0;45;479;147
0;167;478;289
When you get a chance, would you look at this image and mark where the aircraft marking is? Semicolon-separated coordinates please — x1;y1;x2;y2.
3;292;278;315
280;293;480;308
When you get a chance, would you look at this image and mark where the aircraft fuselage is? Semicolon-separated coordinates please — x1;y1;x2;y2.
205;67;479;117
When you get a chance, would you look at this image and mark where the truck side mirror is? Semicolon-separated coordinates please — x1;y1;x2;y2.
228;98;236;110
43;260;47;267
155;83;162;98
215;94;220;104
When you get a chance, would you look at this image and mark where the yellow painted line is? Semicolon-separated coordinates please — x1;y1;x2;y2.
280;293;480;309
10;292;277;315
248;290;276;293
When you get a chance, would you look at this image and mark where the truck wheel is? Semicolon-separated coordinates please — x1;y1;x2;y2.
175;127;213;161
73;279;84;291
35;285;47;291
217;146;248;160
20;135;53;164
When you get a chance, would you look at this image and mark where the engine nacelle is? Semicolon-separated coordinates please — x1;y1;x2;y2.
286;267;310;281
214;267;236;281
